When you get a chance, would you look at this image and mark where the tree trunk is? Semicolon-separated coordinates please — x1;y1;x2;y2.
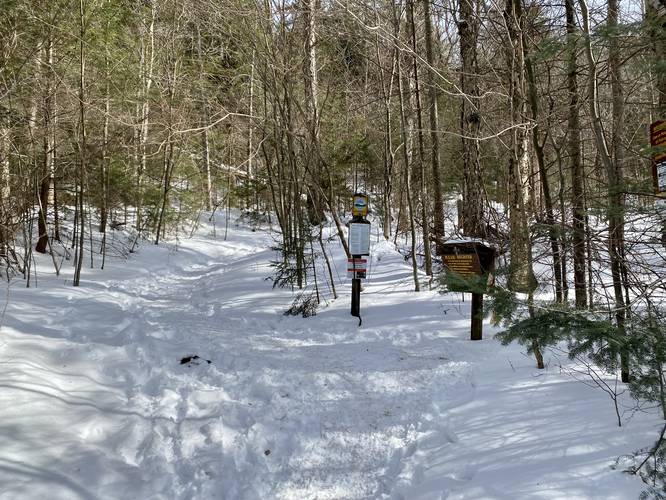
73;0;86;287
422;0;446;255
100;20;110;234
0;118;9;261
303;0;325;226
579;0;628;381
504;0;537;294
647;0;665;113
194;25;214;213
394;5;419;292
608;0;630;382
155;136;175;245
407;0;432;276
554;142;569;301
523;35;563;302
566;0;587;309
373;14;396;240
36;41;54;255
248;49;256;210
459;0;485;239
136;2;156;232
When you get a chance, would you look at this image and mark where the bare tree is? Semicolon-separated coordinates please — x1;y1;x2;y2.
422;0;446;256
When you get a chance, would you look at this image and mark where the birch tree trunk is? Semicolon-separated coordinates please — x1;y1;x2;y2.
504;0;537;295
303;0;325;225
136;2;156;232
36;40;54;254
196;24;213;212
0;117;9;261
394;3;419;291
407;0;432;276
373;1;395;240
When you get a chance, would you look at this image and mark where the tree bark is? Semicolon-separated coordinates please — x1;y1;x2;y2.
0;117;9;261
608;0;630;382
303;0;326;226
394;5;420;292
523;34;563;302
100;18;110;234
459;0;485;239
504;0;537;294
73;0;86;287
136;1;156;232
36;40;54;255
373;7;396;240
196;24;213;212
407;0;432;276
579;0;628;381
566;0;587;309
422;0;446;256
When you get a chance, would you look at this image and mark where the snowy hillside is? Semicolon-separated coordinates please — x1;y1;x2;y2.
0;214;661;500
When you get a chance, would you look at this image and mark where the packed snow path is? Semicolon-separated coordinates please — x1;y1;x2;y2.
0;217;659;499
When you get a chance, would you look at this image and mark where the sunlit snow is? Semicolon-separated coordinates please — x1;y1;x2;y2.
0;213;660;499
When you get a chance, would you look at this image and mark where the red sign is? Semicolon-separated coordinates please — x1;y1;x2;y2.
347;258;367;279
347;258;367;271
651;120;666;197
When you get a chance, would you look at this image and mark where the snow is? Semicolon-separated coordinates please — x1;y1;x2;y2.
442;238;495;247
0;214;661;499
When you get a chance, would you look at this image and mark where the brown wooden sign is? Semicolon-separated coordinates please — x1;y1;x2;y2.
442;252;481;277
441;240;497;341
441;241;496;293
651;120;666;197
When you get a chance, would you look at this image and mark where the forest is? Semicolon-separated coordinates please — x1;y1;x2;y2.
1;0;666;496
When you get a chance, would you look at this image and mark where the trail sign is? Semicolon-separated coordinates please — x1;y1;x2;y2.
651;120;666;197
352;193;369;218
442;252;481;278
349;193;370;324
349;221;371;256
347;258;367;279
441;240;497;341
441;240;496;292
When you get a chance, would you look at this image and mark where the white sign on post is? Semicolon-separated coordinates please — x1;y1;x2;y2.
349;223;370;256
658;161;666;193
347;258;367;279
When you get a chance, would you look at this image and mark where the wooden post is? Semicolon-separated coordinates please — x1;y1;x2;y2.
351;273;361;318
471;292;483;340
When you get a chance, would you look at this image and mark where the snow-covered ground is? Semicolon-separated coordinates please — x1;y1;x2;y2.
0;214;661;499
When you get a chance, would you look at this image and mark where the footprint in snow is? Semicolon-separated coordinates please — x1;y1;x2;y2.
180;355;212;366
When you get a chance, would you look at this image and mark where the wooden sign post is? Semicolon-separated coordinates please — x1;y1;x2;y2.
441;241;496;341
348;193;370;323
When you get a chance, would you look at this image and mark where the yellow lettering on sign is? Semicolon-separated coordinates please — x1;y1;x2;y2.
443;253;480;277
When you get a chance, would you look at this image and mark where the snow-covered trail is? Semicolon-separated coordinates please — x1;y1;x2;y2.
0;216;659;499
